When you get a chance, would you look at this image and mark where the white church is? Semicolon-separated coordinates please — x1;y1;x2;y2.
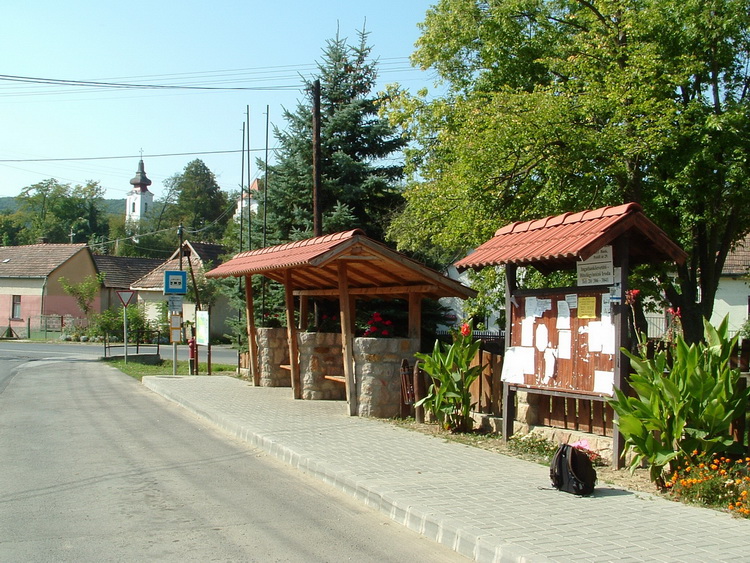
125;159;154;224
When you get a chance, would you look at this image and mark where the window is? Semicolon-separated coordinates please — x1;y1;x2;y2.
144;202;148;213
131;201;136;213
11;295;21;319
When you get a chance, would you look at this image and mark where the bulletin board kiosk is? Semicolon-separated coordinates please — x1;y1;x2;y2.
455;203;687;466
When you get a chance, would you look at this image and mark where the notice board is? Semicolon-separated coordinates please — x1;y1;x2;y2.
501;288;616;395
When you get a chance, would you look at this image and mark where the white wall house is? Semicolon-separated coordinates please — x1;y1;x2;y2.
711;235;750;336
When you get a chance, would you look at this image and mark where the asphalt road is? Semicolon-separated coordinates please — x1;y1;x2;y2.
0;352;465;562
0;339;240;366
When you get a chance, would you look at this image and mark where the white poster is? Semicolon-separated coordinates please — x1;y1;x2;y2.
565;293;578;309
594;370;615;395
556;300;571;329
521;316;535;347
535;324;549;352
542;347;557;384
558;330;572;360
502;347;536;382
587;321;603;352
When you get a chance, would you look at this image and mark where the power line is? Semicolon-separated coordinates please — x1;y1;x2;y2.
0;148;272;163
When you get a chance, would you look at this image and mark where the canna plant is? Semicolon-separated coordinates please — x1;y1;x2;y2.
415;322;482;433
608;316;750;490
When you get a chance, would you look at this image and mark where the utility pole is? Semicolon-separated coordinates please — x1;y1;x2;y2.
312;79;322;237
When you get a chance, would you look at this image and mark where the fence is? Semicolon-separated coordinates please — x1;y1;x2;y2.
0;315;88;340
103;330;162;358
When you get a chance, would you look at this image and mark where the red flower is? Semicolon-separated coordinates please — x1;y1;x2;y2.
381;329;389;336
625;289;641;305
460;323;471;337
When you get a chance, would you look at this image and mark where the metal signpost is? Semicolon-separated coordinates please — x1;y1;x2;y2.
116;290;135;364
164;271;187;376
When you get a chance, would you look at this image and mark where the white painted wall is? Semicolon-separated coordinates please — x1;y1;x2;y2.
711;277;749;335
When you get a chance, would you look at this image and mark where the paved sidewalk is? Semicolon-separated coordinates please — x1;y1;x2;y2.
143;375;749;563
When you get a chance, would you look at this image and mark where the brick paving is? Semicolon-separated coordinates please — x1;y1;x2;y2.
143;375;750;563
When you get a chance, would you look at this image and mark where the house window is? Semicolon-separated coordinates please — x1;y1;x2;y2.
11;295;21;319
144;202;148;213
131;201;136;213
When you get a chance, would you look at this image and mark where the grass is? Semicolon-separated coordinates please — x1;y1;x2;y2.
105;358;238;381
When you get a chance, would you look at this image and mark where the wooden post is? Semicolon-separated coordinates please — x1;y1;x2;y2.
408;292;422;341
284;270;301;399
613;235;630;468
502;263;518;442
244;275;260;385
337;262;357;416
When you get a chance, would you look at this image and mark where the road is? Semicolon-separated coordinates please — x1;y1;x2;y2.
0;349;465;562
0;340;240;366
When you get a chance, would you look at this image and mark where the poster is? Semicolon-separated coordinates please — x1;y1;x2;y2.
594;370;615;395
501;347;536;382
558;330;572;360
565;293;578;309
556;300;571;329
535;324;549;352
521;316;535;347
578;296;597;319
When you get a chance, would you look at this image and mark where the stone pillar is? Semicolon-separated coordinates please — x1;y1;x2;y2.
297;332;346;400
257;327;290;387
354;337;419;418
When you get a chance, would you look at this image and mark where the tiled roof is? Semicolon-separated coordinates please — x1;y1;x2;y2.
724;235;750;276
131;256;203;290
206;230;475;301
0;243;89;278
455;203;687;273
93;255;165;288
169;241;226;267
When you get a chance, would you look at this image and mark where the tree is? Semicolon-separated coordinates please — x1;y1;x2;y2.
163;159;231;242
59;273;105;319
384;0;750;342
15;179;108;244
258;27;407;245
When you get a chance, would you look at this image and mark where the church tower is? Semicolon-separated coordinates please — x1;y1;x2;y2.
125;159;154;223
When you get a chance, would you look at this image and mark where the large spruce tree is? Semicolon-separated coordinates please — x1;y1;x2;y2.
256;27;407;245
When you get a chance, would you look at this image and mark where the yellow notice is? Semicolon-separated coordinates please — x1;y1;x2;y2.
578;296;597;319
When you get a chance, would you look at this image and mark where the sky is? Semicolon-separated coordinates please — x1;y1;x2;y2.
0;1;440;202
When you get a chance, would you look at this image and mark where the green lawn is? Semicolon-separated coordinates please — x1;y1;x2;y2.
104;358;238;381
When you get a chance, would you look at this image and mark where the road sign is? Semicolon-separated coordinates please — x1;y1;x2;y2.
167;294;183;313
116;290;135;306
164;270;187;295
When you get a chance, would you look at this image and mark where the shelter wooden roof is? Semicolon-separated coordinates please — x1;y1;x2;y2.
455;203;687;274
205;229;476;301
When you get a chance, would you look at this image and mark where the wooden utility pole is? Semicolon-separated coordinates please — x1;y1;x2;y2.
312;79;322;237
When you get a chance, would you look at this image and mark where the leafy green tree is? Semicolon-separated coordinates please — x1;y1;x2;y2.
385;0;750;342
15;179;108;244
258;27;407;245
59;273;105;319
162;159;231;242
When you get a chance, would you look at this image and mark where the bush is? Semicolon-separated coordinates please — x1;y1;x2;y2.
507;432;559;462
415;322;481;433
89;305;153;341
608;316;750;489
667;453;750;517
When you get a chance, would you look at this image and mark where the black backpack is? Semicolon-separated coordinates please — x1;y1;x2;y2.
550;444;597;496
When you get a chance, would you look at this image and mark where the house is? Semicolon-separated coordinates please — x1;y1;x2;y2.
711;234;750;336
131;241;233;340
92;255;164;310
0;243;98;336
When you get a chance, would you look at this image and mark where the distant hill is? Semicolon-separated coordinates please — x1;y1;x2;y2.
0;197;125;216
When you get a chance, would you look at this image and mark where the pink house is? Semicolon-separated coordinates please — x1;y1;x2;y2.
0;243;99;336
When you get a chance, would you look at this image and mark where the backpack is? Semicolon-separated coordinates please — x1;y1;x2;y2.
550;443;597;496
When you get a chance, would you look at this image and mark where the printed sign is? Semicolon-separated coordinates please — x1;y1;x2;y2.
576;245;614;286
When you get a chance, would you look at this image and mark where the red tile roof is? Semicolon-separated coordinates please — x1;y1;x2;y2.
455;203;687;273
724;234;750;276
206;230;476;301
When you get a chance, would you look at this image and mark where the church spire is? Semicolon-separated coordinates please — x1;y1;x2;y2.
130;159;152;192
